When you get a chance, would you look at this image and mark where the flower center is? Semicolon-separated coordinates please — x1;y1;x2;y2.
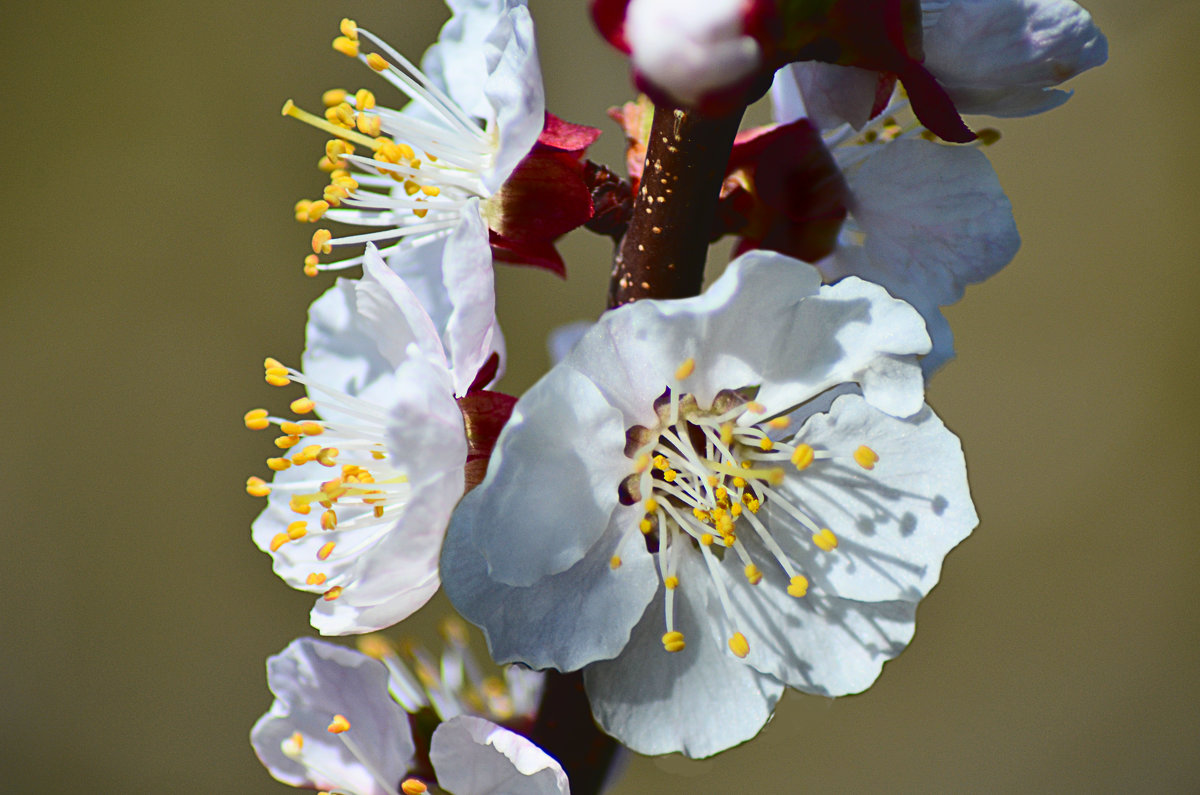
244;357;411;602
624;358;880;659
283;19;499;276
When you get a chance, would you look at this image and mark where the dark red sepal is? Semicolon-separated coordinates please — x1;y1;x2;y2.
590;0;632;53
720;118;850;262
456;389;518;492
539;112;603;153
467;352;502;394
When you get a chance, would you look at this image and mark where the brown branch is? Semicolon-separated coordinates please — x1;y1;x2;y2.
608;103;746;308
528;671;619;795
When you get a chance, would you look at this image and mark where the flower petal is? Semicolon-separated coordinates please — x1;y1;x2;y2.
443;200;499;395
584;552;784;758
430;715;570;795
771;62;881;130
251;638;414;795
483;4;546;192
443;490;658;671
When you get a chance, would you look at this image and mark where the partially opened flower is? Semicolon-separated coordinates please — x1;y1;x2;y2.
775;0;1107;130
252;637;568;795
287;3;598;281
763;73;1021;373
245;245;513;634
441;250;978;757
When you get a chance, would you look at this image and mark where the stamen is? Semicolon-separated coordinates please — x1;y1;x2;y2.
854;445;879;470
661;631;686;653
401;781;428;795
326;714;351;733
728;632;750;659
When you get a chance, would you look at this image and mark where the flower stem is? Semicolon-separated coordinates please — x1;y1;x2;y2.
529;671;619;795
608;102;746;308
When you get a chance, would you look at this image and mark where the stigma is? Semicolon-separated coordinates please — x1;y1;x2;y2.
284;19;499;277
629;359;881;657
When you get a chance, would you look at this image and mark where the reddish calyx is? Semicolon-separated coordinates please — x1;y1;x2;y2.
457;353;518;491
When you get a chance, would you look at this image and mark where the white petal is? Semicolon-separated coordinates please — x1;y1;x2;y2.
584;553;784;758
422;0;522;117
772;393;977;603
442;488;659;671
924;0;1108;117
251;638;414;795
712;551;918;696
546;320;592;365
771;62;880;130
303;278;400;411
358;245;448;372
482;4;546;192
443;200;499;395
430;715;570;795
471;363;631;585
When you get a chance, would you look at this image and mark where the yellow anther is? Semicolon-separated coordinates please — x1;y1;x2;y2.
374;505;385;518
720;423;733;447
854;445;879;470
303;255;320;277
692;508;710;523
281;731;304;757
664;575;679;590
294;444;322;465
644;497;659;513
323;585;344;601
299;421;323;436
275;435;299;449
706;475;720;487
652;455;670;471
744;496;760;513
289;496;312;515
290;397;315;415
766;467;785;486
759;436;775;451
413;207;429;219
728;632;750;658
356;113;382;137
732;476;746;488
312;229;333;254
318;542;336;560
294;199;313;222
332;36;359;58
401;779;428;795
267;457;291;471
787;575;809;598
318;155;343;172
403;180;421;196
791;444;814;470
744;564;762;585
269;533;289;552
746;401;766;414
634;453;651;473
768;416;790;429
742;460;753;469
661;631;686;653
639;518;654;534
306;572;327;586
663;469;677;483
714;486;729;501
326;139;354;160
322;89;348;108
357;634;393;660
353;88;376;110
287;521;308;540
812;528;838;552
610;556;622;569
366;52;388;72
305;200;330;222
420;184;440;197
339;18;358;40
327;714;351;734
371;450;386;460
730;503;743;516
674;357;695;380
700;533;715;546
279;421;303;436
243;408;270;430
321;510;338;531
325;102;355;128
246;476;271;497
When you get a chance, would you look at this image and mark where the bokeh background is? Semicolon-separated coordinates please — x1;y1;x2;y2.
3;1;1197;791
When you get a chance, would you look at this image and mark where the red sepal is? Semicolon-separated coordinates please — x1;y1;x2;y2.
456;389;518;491
720;118;849;262
590;0;632;53
467;352;502;394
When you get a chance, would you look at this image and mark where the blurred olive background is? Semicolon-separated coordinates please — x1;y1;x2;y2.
3;1;1197;792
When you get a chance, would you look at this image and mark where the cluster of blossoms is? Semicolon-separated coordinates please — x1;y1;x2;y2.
243;0;1105;791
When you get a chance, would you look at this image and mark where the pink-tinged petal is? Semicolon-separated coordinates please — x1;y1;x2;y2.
431;716;570;795
538;111;602;153
443;201;499;396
